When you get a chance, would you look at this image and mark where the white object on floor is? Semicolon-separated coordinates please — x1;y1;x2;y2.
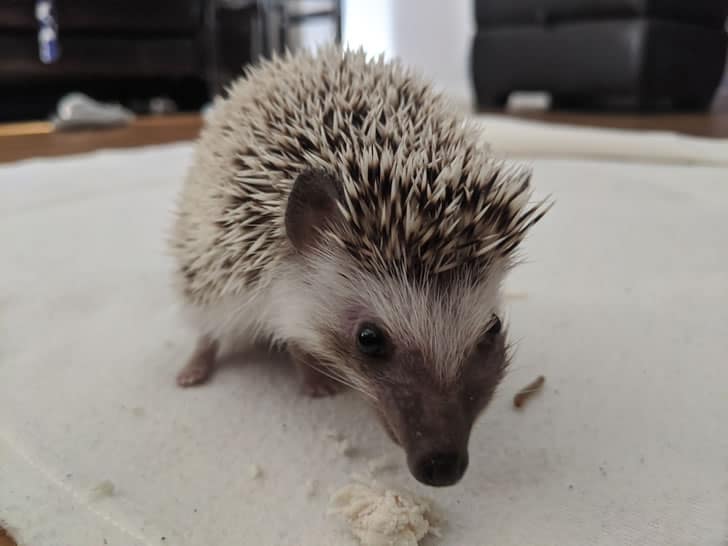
52;92;134;131
1;119;727;546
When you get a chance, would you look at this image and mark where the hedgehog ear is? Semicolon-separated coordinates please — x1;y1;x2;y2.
285;169;343;252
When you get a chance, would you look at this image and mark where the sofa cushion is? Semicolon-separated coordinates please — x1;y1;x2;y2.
471;19;728;108
475;0;728;29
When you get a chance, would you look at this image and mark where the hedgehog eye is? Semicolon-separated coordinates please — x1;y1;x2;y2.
356;323;389;358
486;314;502;335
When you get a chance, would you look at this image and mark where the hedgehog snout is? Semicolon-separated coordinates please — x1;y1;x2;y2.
411;450;469;487
375;382;472;487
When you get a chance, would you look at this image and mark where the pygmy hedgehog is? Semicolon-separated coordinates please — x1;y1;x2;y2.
170;46;549;487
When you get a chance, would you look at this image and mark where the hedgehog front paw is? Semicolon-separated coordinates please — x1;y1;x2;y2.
176;335;218;388
177;364;213;387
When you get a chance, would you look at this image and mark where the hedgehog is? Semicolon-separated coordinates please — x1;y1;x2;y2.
170;45;550;487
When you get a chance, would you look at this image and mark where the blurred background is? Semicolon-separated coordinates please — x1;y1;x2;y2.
1;0;727;120
0;5;726;546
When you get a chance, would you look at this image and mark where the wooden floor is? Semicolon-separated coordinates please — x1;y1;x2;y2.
0;114;203;164
0;108;726;165
0;528;15;546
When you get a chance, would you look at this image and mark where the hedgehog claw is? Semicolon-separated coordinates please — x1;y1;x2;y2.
177;365;213;387
176;335;218;388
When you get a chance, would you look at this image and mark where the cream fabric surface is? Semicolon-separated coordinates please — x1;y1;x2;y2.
1;119;727;546
478;114;728;166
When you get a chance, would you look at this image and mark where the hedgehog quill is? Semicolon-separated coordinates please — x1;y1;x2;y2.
170;46;550;487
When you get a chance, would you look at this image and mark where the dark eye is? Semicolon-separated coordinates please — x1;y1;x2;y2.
357;323;388;358
487;314;502;335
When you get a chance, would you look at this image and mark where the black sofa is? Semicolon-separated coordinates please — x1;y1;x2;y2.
471;0;728;111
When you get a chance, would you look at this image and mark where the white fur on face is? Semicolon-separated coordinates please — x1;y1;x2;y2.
271;248;507;388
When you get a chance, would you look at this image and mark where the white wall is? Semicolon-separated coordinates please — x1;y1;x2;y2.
342;0;475;106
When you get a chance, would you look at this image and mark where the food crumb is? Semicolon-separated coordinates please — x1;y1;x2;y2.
337;438;356;457
568;484;574;490
90;480;115;500
305;479;319;498
323;428;343;441
131;407;146;417
599;465;607;477
329;479;439;546
504;291;529;301
513;375;546;409
367;454;398;476
248;464;263;479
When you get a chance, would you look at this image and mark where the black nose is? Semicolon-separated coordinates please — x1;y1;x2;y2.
413;451;468;487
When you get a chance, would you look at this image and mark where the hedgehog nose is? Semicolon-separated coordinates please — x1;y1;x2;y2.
413;451;468;487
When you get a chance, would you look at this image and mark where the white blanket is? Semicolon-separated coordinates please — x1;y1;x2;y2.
1;120;727;546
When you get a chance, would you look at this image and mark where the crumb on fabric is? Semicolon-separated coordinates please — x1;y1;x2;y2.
337;438;356;457
503;291;529;301
131;407;146;417
323;428;344;441
248;464;263;479
367;454;398;476
513;375;546;409
305;479;319;498
90;480;115;500
328;479;440;546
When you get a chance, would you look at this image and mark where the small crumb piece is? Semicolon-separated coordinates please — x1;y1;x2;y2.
305;479;319;498
323;428;344;441
599;465;607;477
90;480;115;500
248;464;262;479
337;438;355;457
504;291;529;301
568;484;574;490
513;375;546;409
131;407;146;417
329;480;439;546
367;454;398;476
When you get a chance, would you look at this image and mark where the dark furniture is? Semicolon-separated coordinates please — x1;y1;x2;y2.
471;0;728;111
0;0;259;121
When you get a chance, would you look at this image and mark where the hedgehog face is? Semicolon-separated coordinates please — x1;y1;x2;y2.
283;168;518;486
280;254;510;487
331;270;509;487
374;337;507;488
